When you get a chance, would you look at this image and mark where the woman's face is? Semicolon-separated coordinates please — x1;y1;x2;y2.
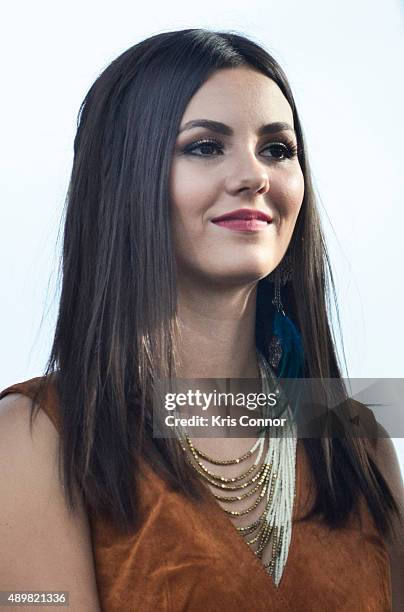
170;66;304;288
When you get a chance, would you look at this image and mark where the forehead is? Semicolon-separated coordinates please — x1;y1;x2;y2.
180;66;294;128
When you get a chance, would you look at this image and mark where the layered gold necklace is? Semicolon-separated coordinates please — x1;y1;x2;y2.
177;351;297;586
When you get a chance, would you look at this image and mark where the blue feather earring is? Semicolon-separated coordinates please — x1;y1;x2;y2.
267;254;304;379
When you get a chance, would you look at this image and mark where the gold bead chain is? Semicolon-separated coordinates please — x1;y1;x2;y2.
180;430;283;575
176;350;297;585
186;438;257;465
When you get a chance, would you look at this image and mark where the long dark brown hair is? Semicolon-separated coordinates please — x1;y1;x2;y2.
32;28;401;538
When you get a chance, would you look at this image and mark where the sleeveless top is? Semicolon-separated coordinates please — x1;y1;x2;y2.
0;377;392;611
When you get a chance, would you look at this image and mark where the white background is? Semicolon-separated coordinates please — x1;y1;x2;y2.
1;0;403;475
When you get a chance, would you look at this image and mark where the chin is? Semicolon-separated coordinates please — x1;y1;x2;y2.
209;266;271;285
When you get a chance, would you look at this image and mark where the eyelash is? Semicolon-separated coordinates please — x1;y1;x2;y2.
181;137;300;161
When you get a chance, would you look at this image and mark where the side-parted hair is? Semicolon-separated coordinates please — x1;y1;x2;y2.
32;28;400;537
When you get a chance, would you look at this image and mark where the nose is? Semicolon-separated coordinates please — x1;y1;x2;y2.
225;151;270;196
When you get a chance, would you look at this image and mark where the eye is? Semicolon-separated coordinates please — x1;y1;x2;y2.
262;141;299;160
182;139;224;157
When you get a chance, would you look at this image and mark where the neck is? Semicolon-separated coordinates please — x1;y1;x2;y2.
176;280;260;379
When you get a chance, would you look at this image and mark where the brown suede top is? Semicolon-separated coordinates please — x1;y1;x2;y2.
0;377;392;611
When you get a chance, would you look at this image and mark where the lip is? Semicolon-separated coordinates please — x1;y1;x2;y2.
212;219;269;232
211;208;273;233
211;208;273;223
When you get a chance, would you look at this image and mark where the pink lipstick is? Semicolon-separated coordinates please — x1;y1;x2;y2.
211;208;273;233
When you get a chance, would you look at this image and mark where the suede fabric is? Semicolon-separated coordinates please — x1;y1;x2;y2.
0;378;391;611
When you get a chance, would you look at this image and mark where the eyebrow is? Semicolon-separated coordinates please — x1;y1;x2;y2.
178;119;296;137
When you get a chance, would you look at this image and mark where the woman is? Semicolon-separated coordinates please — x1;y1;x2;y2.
0;28;402;611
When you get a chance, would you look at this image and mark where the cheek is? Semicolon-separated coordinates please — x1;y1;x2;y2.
273;166;305;218
170;174;204;257
170;162;217;226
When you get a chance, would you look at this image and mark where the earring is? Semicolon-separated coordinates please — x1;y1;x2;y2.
266;254;296;371
268;335;283;370
267;253;294;316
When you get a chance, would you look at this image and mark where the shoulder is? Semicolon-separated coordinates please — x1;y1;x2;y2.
0;389;101;610
0;374;61;432
0;390;58;457
351;399;404;511
368;422;404;541
0;390;62;530
348;400;404;608
372;427;404;610
350;400;403;523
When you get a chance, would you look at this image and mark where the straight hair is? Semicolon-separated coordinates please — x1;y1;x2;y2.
32;28;401;539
